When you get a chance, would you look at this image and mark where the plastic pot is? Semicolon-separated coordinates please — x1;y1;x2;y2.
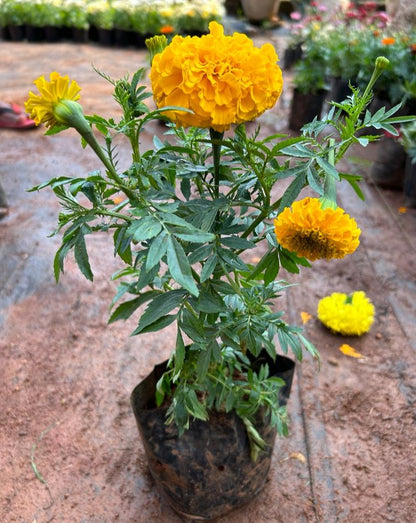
404;155;416;208
369;136;406;189
131;351;295;520
7;25;25;41
288;88;327;132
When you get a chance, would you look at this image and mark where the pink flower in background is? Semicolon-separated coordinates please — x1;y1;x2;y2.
290;11;302;21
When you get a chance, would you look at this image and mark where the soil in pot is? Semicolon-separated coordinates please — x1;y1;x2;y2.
131;352;295;520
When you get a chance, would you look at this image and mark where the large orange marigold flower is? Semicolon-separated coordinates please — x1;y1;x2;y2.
273;197;361;261
150;21;283;131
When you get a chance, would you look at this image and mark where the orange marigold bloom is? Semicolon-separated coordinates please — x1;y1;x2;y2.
381;37;395;45
160;25;174;34
150;21;283;131
273;197;361;262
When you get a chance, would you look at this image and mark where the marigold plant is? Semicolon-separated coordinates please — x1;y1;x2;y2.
26;24;414;458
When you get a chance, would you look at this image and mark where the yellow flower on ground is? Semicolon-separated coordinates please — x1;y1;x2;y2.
317;291;375;336
273;197;360;261
150;21;283;131
25;72;81;128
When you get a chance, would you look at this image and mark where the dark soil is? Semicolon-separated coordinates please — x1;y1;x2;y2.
1;35;416;523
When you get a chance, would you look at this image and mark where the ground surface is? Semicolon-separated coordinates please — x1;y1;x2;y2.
1;33;416;523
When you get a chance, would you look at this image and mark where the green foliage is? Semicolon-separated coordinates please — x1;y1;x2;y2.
293;33;330;94
400;121;416;163
31;62;415;457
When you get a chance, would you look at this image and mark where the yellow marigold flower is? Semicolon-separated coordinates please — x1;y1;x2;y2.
25;72;81;128
150;21;283;131
273;197;360;261
317;291;375;336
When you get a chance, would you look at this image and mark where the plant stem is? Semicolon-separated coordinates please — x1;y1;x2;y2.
210;128;224;198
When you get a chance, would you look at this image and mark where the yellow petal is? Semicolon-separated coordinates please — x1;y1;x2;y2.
339;344;365;358
289;452;306;463
300;311;312;324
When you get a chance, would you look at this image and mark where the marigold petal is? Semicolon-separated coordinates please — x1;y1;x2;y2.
339;344;365;358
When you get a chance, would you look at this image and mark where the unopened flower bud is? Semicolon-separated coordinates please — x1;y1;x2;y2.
145;35;168;64
53;99;89;133
375;56;390;71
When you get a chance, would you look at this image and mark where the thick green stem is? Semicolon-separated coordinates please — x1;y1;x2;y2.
210;128;223;198
335;56;390;164
54;100;137;201
321;139;337;209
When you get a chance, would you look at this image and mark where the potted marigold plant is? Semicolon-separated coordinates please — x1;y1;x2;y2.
288;28;330;131
25;22;412;520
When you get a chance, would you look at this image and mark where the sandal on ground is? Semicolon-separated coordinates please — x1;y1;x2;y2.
0;105;36;130
0;206;9;220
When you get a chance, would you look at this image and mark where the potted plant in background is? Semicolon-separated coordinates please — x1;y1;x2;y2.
240;0;281;23
0;0;28;41
25;22;412;520
288;31;329;132
112;0;136;47
62;0;90;43
400;121;416;207
87;0;115;45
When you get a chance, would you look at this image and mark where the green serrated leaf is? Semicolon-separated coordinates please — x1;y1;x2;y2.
146;230;167;271
128;216;162;242
174;331;186;377
200;254;219;282
53;241;72;281
172;230;215;243
196;286;225;313
221;236;255;250
133;313;177;335
306;164;324;195
136;289;186;333
113;226;133;265
316;156;340;180
108;291;158;324
264;255;280;284
74;231;93;281
278;171;306;213
184;388;209;420
167;236;199;296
